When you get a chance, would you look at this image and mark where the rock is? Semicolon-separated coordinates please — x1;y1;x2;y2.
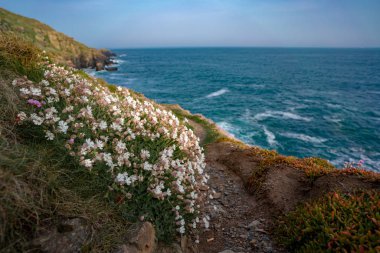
213;192;222;199
218;250;235;253
95;62;104;71
116;222;156;253
32;217;90;253
254;228;268;234
105;66;118;71
249;239;257;247
247;220;261;228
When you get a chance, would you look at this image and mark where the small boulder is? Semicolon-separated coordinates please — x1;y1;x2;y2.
116;222;156;253
32;217;90;253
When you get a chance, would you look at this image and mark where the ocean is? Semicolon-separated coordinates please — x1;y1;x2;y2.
91;48;380;172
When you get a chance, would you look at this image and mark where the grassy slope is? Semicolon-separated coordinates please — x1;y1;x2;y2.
0;35;128;252
0;8;112;69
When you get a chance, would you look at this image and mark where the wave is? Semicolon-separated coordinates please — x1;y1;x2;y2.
263;126;277;146
326;103;342;109
323;116;342;123
206;88;229;98
254;110;312;122
216;121;236;137
280;132;327;144
118;53;127;57
113;59;125;64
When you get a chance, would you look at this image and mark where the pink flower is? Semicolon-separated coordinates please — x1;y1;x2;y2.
68;138;75;144
27;99;42;108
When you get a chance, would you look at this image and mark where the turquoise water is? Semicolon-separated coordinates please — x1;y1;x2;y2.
93;48;380;172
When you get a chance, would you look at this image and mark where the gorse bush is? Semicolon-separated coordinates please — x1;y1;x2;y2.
277;191;380;252
11;58;210;240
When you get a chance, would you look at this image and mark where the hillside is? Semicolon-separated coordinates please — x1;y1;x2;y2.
1;10;380;253
0;8;114;70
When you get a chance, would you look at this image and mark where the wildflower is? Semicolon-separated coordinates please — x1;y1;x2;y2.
27;99;43;108
16;112;27;122
57;120;68;134
99;120;107;130
30;113;44;125
45;130;55;140
82;159;93;168
141;149;150;160
20;88;30;95
40;80;50;86
143;162;152;171
30;87;42;96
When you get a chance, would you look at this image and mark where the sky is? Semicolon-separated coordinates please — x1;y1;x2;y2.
1;0;380;48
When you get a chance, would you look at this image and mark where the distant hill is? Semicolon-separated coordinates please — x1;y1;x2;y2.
0;7;114;70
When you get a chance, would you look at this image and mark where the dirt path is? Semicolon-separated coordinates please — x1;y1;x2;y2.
188;121;280;253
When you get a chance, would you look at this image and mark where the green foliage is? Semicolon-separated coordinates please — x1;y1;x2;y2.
169;106;223;145
277;191;380;252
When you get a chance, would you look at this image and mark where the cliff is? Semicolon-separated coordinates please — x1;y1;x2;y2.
0;8;114;70
1;10;379;253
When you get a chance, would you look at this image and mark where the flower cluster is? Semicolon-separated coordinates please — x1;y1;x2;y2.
343;160;365;170
13;62;209;236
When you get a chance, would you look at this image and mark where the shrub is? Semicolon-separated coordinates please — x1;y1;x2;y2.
11;59;209;241
277;190;380;252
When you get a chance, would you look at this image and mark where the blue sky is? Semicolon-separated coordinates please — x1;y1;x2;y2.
1;0;380;48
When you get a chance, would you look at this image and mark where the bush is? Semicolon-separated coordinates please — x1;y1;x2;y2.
277;190;380;252
11;59;209;241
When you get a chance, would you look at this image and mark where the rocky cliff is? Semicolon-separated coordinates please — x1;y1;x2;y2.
0;7;114;70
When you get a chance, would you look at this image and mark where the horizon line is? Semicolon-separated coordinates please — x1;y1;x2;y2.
107;45;380;50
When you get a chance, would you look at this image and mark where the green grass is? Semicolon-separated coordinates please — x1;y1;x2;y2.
276;190;380;252
168;105;224;146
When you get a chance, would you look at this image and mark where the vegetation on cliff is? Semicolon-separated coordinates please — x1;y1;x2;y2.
0;8;113;70
277;191;380;252
0;33;210;251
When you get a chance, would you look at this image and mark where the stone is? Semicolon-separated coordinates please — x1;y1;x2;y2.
218;250;235;253
249;239;257;247
247;220;261;228
213;192;222;199
116;222;156;253
32;217;90;253
254;228;267;234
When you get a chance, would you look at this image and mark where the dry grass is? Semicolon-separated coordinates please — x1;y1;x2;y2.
0;33;130;252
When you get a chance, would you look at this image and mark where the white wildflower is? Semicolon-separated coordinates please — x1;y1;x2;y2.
30;113;44;125
57;120;68;134
99;120;107;130
45;130;55;140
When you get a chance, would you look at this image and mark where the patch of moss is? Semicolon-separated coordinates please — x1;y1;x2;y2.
276;190;380;252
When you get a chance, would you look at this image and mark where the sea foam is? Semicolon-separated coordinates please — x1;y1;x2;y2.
254;110;312;122
216;121;236;137
263;126;277;146
280;132;327;144
206;88;229;98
